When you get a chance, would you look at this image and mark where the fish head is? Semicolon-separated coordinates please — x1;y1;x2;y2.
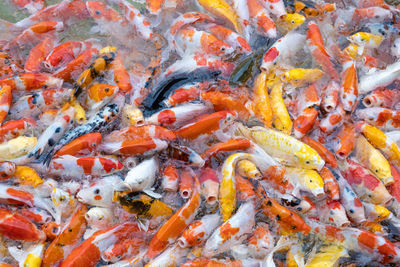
77;180;114;207
85;207;113;228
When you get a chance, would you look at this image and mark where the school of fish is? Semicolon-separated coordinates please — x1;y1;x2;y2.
0;0;400;266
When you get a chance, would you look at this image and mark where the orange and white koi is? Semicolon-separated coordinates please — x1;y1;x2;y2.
199;167;219;207
53;48;99;82
0;73;63;91
100;138;168;157
259;0;286;18
307;21;339;81
321;81;340;113
0;119;34;143
320;167;340;200
163;83;201;108
162;164;179;192
341;60;358;112
61;222;144;267
178;213;220;248
25;37;55;72
146;169;200;258
6;21;63;50
334;124;355;159
203;201;255;257
0;207;45;241
110;54;132;93
55;132;102;157
247;0;276;38
294;84;320;138
116;0;153;40
203;23;252;54
9;88;72;120
319;104;346;133
44;40;92;70
13;0;89;28
174;27;234;58
175;110;237;140
42;204;88;267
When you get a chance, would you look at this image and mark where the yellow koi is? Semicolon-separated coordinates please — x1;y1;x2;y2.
197;0;242;34
359;123;400;167
281;68;324;87
286;167;325;197
355;135;393;185
277;13;305;32
236;125;324;170
252;71;273;128
236;159;261;179
306;245;348;267
0;136;37;160
14;166;43;188
71;99;87;124
348;32;383;48
269;81;293;134
122;104;144;126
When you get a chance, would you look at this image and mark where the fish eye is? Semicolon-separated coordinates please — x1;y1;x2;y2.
105;87;109;93
59;196;66;202
306;160;310;164
221;47;225;51
375;169;379;173
291;20;295;24
94;188;100;194
96;10;101;15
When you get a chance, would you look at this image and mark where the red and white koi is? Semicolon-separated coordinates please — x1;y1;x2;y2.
362;88;400;109
261;32;306;73
357;107;400;131
145;102;211;128
49;155;123;178
340;159;392;205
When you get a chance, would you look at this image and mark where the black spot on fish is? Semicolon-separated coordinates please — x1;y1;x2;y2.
48;138;55;146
